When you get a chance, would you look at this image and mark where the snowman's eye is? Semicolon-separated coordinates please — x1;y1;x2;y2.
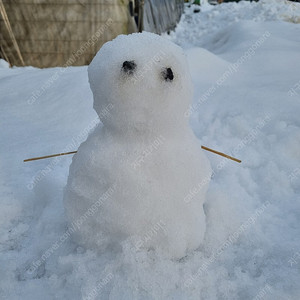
162;67;174;82
122;61;136;74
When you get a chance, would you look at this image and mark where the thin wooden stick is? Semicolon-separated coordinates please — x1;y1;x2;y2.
24;151;77;162
201;146;241;163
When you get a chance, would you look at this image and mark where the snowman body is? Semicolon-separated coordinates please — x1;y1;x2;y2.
64;32;211;258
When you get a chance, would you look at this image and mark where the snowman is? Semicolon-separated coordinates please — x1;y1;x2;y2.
64;32;211;259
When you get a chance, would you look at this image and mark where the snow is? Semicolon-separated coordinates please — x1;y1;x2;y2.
0;59;9;68
1;0;300;299
65;32;211;259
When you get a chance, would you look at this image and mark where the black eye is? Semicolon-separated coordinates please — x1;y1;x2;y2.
162;67;174;82
122;60;136;74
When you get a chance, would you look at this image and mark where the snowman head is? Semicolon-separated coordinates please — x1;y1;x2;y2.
88;32;193;136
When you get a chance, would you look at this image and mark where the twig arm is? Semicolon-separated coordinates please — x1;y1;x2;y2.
24;151;77;162
201;146;241;163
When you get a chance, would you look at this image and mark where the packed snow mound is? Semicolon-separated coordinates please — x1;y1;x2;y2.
169;0;300;49
64;32;211;259
185;47;230;83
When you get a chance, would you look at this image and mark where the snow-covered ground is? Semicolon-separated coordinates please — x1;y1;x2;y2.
1;0;300;299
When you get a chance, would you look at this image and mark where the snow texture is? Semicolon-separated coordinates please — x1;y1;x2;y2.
64;32;211;259
0;59;10;68
1;0;300;299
